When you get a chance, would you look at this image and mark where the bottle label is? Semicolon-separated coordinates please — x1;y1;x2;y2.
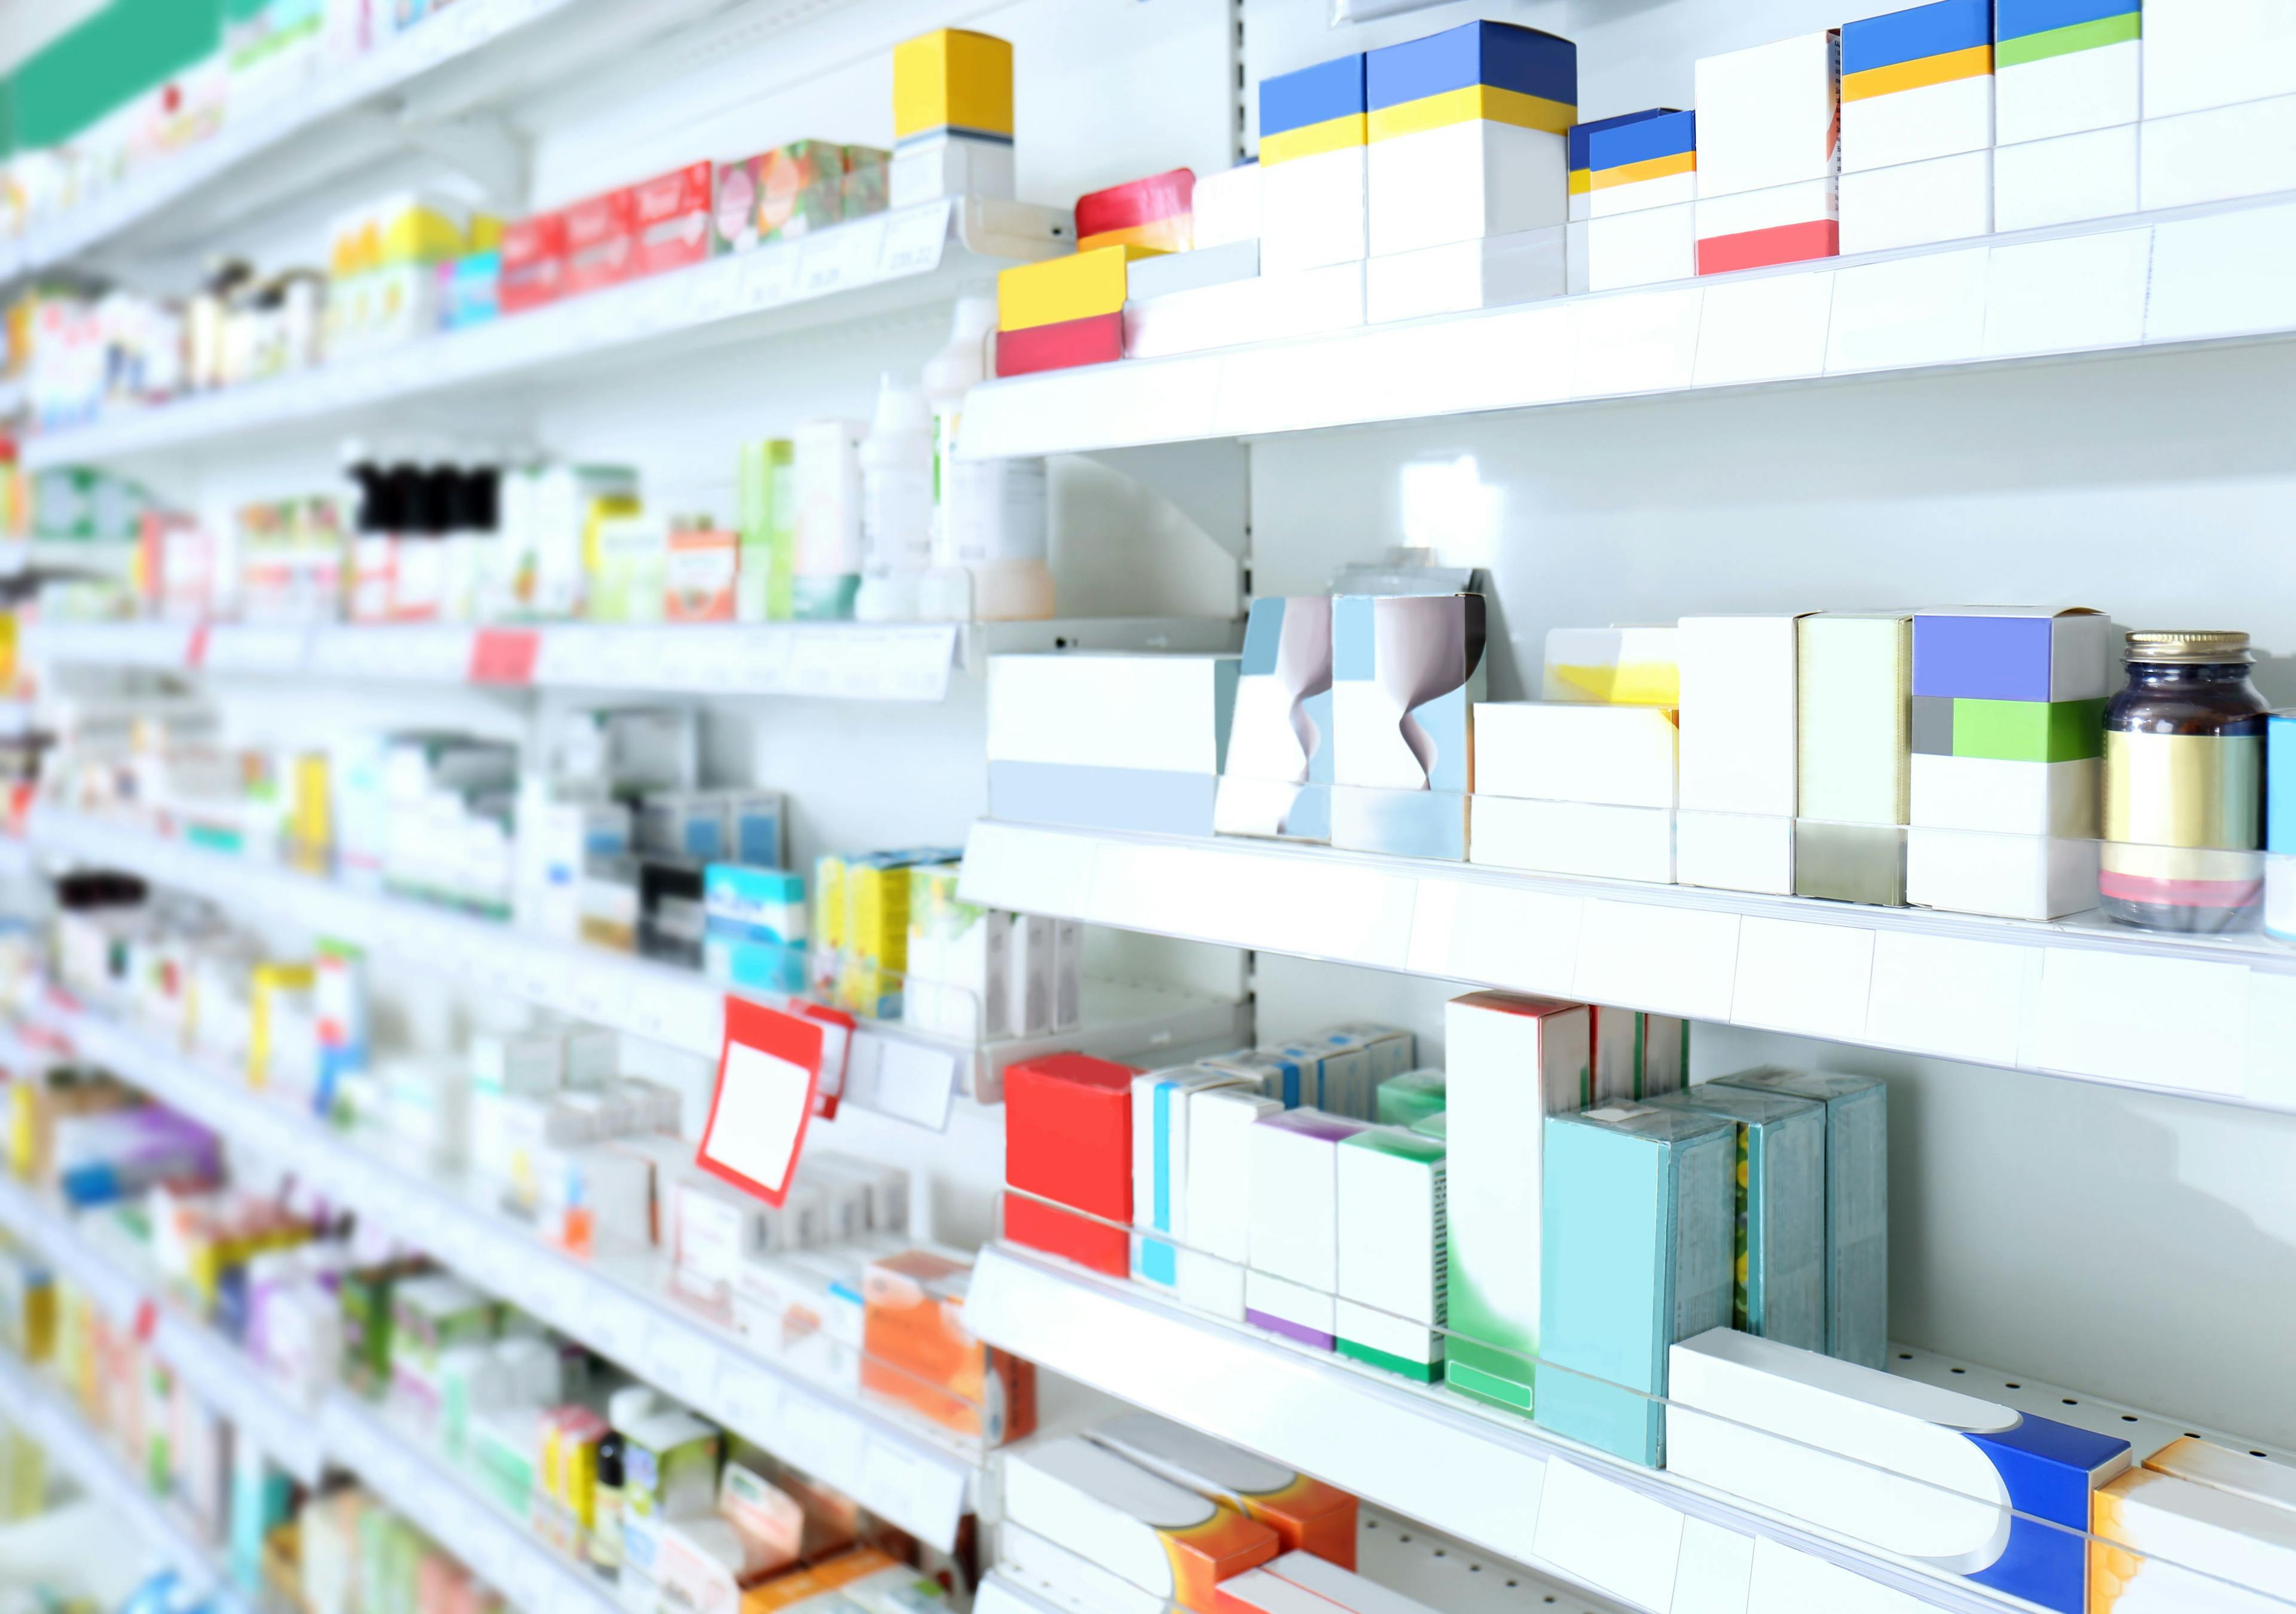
2102;731;2262;850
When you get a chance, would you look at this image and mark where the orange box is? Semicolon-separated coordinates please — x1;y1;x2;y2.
736;1548;896;1613
860;1248;1037;1445
664;526;738;622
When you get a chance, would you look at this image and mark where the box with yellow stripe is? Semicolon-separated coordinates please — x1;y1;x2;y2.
1583;111;1699;291
1364;20;1577;257
1840;0;1996;253
1258;54;1368;275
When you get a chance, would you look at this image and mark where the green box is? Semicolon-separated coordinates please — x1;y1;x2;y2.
1951;697;2105;762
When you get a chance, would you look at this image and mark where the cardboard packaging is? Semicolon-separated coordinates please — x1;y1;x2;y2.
1839;150;1992;254
1570;109;1677;219
1373;1069;1445;1127
987;652;1240;838
2092;1466;2296;1612
1650;1085;1827;1351
1131;1065;1257;1290
499;212;564;315
2141;91;2296;212
996;245;1154;377
1004;1052;1141;1276
631;161;714;276
1126;261;1364;359
1797;612;1913;905
1334;1125;1447;1381
1079;169;1195;254
1842;0;1996;173
891;29;1015;210
1330;593;1486;861
1193;162;1263;249
1694;32;1842;272
1473;701;1678;808
561;187;635;295
1259;55;1369;274
1669;1329;2129;1613
1005;1438;1281;1612
2142;0;2296;121
1542;625;1680;705
1592;1006;1689;1104
860;1247;1035;1444
1363;21;1577;257
1089;1413;1358;1567
1583;115;1696;289
1182;1084;1284;1320
1712;1066;1888;1368
1994;123;2139;230
1996;0;2139;147
1469;796;1675;883
1246;1108;1370;1348
1363;225;1563;322
755;142;847;243
1216;596;1335;843
1678;614;1808;893
1217;1554;1442;1614
1128;239;1260;302
1537;1103;1736;1466
1443;990;1589;1411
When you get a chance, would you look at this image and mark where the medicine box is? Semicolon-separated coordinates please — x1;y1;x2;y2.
1259;55;1369;274
2091;1466;2296;1612
1587;109;1697;217
1334;1126;1447;1381
1712;1066;1889;1368
1537;1103;1735;1467
1649;1085;1827;1351
1216;596;1334;843
1330;593;1486;861
2142;0;2296;121
890;29;1015;210
1693;32;1842;273
1364;21;1577;257
1002;1438;1280;1612
861;1247;1035;1444
1079;169;1194;254
1362;226;1564;324
1004;1052;1140;1276
1193;162;1263;249
1473;701;1678;807
1996;0;2139;148
1246;1109;1369;1348
1570;109;1674;221
1842;0;1996;173
1132;1066;1257;1289
1542;625;1680;705
988;652;1239;838
1443;990;1589;1411
1183;1085;1283;1320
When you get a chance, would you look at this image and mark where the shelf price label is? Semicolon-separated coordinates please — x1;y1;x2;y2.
697;997;823;1207
468;628;540;685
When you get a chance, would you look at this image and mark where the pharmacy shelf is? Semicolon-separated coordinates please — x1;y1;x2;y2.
316;1392;624;1614
22;195;1065;470
23;996;987;1551
967;1243;2292;1614
0;1352;244;1611
20;615;1242;704
26;808;1248;1109
960;820;2296;1114
0;1173;327;1484
959;193;2296;459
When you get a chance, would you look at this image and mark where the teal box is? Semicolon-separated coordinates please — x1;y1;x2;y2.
1648;1085;1827;1353
1536;1103;1735;1467
1712;1067;1889;1369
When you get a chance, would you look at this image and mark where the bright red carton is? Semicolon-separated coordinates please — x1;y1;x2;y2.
631;161;714;277
1004;1051;1139;1276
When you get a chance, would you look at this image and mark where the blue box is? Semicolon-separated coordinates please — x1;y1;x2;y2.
1911;608;2111;703
1843;0;1996;75
1536;1103;1735;1466
1261;54;1367;139
1587;109;1697;173
1366;20;1576;113
1965;1414;2130;1613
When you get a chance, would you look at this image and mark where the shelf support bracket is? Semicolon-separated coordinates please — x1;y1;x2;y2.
403;113;529;213
1082;440;1250;559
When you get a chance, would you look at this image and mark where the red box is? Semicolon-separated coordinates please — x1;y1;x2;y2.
499;212;566;315
1004;1191;1129;1277
1005;1052;1136;1216
1696;218;1838;276
1076;167;1195;253
994;312;1124;377
631;161;715;277
561;187;636;295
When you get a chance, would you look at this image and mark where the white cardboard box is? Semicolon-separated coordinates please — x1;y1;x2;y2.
1996;36;2140;144
1678;808;1796;896
1587;203;1697;291
1993;125;2140;233
1474;701;1678;807
1470;796;1676;884
1364;227;1565;324
1909;753;2098;837
1842;72;1993;173
1127;239;1259;302
1679;615;1805;819
1125;260;1364;359
1696;32;1843;199
986;654;1235;773
1262;145;1368;274
2144;0;2296;120
1906;826;2100;920
1194;161;1264;248
1367;120;1567;256
1839;150;1992;256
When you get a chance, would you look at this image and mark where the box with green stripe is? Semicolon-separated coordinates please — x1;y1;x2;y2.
1335;1127;1447;1381
1996;0;2142;145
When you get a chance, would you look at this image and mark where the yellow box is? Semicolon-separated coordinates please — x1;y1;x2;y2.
893;29;1013;142
249;962;315;1091
997;243;1154;333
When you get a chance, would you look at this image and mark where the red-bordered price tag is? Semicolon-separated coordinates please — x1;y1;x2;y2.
695;996;823;1207
468;628;540;685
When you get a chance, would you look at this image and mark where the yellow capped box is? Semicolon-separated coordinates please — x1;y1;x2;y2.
894;29;1013;143
997;243;1155;333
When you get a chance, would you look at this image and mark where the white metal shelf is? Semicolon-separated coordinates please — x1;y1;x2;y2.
20;615;1241;703
959;820;2296;1113
26;809;1248;1107
26;996;985;1550
958;193;2296;459
21;196;1064;470
964;1243;2288;1614
0;1351;245;1612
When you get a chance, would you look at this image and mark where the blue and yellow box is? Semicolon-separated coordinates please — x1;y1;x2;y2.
1568;107;1676;221
1842;0;1996;170
1586;109;1698;215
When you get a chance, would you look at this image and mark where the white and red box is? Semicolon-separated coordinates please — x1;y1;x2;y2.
631;161;715;278
1694;31;1842;274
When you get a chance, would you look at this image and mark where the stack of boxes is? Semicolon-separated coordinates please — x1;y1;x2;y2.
1796;612;1915;905
1258;54;1370;282
1994;0;2143;230
890;28;1015;210
1330;592;1486;861
994;245;1146;377
1362;21;1575;322
1906;606;2109;919
1471;627;1681;884
1121;163;1265;358
1567;107;1674;292
1581;111;1699;291
1694;31;1844;274
1840;0;1998;255
2140;0;2296;212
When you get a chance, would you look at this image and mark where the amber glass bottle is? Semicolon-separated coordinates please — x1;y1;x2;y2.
2099;630;2267;932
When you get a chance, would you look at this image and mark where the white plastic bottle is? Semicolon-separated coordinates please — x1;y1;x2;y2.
920;295;1053;622
854;374;934;623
